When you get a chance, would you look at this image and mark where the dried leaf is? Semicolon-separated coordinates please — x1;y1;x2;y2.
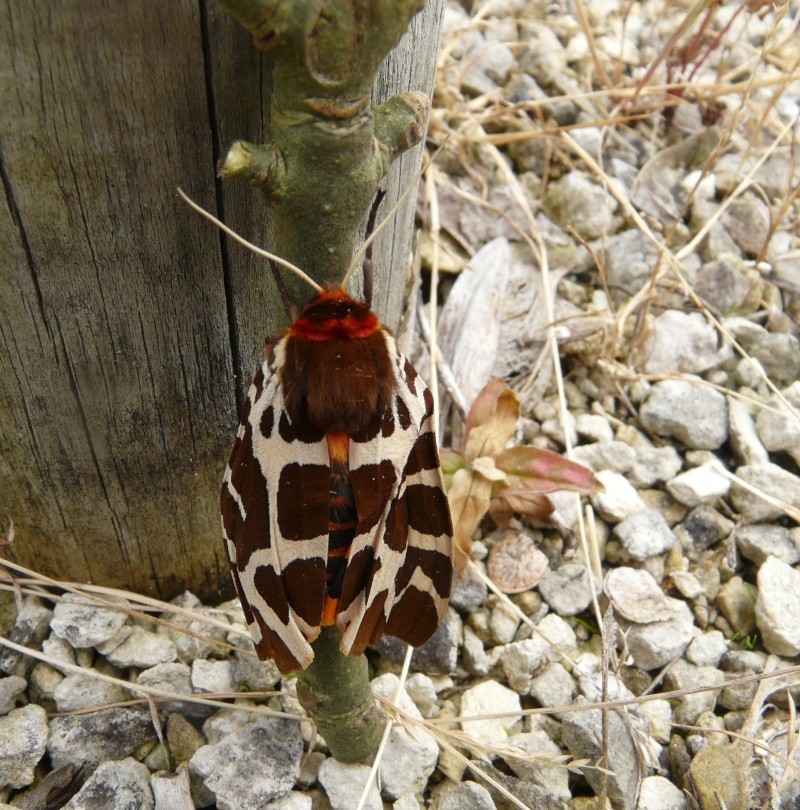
488;497;514;529
471;456;508;483
465;383;520;462
487;533;549;593
447;468;493;573
495;484;555;519
495;446;601;494
465;378;512;436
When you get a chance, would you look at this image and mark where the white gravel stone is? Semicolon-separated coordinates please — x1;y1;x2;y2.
592;469;648;521
756;383;800;466
506;729;570;799
731;320;800;384
731;462;800;521
529;662;576;709
755;556;800;656
158;591;230;662
50;594;127;649
439;780;496;810
543;172;618;240
736;524;800;566
501;614;577;693
0;705;48;788
405;672;439;719
643;311;732;375
637;774;687;809
669;571;706;600
105;626;177;669
605;567;683;623
64;757;154;809
202;707;258;745
686;630;728;668
624;599;695;670
0;599;53;677
460;680;522;747
462;626;489;677
562;699;641;810
538;563;599;616
371;674;439;800
54;672;129;712
191;659;234;695
318;759;381;810
264;793;312;810
666;462;730;507
628;445;683;488
392;795;421;810
41;635;77;673
664;661;724;725
137;662;193;713
572;440;636;474
638;699;673;745
603;229;662;303
727;398;769;466
0;677;26;716
575;653;634;703
190;717;302;810
94;625;133;656
489;602;520;645
575;413;614;443
640;379;728;450
613;508;677;560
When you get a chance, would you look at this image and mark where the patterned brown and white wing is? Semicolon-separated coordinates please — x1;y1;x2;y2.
337;333;453;656
220;341;329;673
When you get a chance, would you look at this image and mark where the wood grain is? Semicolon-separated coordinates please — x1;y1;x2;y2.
0;0;237;598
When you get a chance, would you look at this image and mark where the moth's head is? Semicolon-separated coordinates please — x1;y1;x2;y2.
289;287;380;341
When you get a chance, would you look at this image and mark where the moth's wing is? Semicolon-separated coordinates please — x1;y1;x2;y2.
220;342;329;674
337;336;453;656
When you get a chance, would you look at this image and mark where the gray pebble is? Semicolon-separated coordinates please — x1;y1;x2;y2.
613;508;677;560
736;524;800;566
63;758;153;810
640;379;728;450
730;462;800;521
439;781;496;810
0;705;48;788
0;598;53;678
50;594;125;650
643;311;732;375
0;677;26;716
318;759;381;810
755;556;800;656
48;708;156;770
538;564;598;616
190;717;302;810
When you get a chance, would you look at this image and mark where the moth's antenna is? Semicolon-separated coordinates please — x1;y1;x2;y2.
340;137;450;290
177;188;323;293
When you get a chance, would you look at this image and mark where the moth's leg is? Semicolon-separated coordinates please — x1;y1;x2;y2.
362;189;386;309
269;259;299;322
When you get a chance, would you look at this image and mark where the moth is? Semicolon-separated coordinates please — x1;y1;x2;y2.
183;189;454;674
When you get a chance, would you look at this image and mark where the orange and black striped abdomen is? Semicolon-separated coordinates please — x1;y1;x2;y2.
322;432;357;625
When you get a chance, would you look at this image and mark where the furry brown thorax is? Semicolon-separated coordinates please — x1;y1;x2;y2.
281;289;395;435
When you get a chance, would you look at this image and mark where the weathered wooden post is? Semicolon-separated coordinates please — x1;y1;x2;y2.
0;1;443;609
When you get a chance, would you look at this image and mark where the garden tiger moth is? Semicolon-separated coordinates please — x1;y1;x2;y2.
181;189;454;674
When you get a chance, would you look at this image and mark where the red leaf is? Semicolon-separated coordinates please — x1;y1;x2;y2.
495;446;600;493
